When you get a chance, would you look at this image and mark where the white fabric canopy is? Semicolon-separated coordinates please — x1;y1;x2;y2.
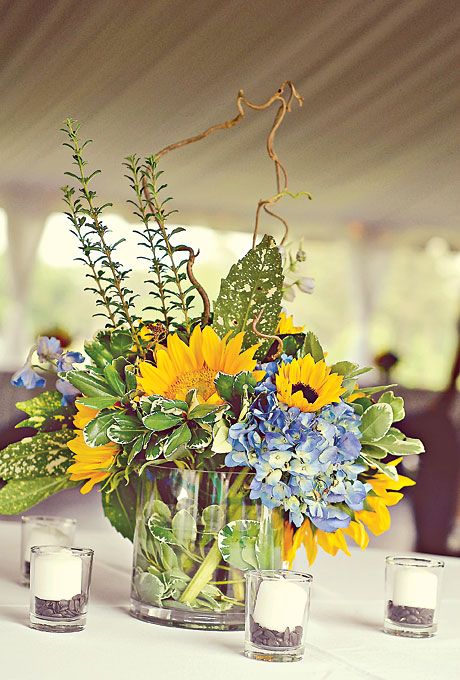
1;515;459;680
1;0;459;239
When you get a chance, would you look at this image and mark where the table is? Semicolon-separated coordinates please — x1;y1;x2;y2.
1;517;459;680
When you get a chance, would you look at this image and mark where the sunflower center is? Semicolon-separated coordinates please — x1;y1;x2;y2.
165;366;217;402
292;382;319;403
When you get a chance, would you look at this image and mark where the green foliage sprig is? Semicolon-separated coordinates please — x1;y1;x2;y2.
124;154;197;332
61;119;143;353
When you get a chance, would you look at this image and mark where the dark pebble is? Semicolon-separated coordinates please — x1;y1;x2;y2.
387;600;434;626
250;621;304;648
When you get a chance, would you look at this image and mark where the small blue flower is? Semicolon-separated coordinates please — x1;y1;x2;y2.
55;377;80;405
36;336;62;362
57;351;85;372
11;365;45;389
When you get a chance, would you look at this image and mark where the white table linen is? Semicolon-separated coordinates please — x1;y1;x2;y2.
1;518;459;680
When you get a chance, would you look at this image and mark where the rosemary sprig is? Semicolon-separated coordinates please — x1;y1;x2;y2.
61;119;144;355
140;155;196;333
124;155;172;329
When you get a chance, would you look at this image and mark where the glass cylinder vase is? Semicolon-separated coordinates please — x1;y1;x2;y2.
130;467;284;630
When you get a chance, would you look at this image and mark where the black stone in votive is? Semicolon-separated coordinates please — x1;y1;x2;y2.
24;561;30;578
387;600;434;626
249;615;303;648
35;593;87;619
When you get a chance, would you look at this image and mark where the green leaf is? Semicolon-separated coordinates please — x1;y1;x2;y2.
217;519;261;571
213;373;234;402
163;423;192;458
83;412;115;446
103;365;126;396
211;420;232;454
0;429;75;480
107;414;144;444
149;499;172;525
171;509;197;546
361;443;389;460
329;361;358;377
188;404;224;423
102;480;137;540
133;571;165;606
78;395;118;409
363;457;399;481
148;520;181;546
15;391;67;431
64;370;117;397
158;542;179;570
201;505;225;533
360;384;397;396
212;234;283;354
143;412;183;431
0;476;76;515
302;332;324;362
360;403;393;442
375;433;424;456
188;426;212;451
378;391;405;422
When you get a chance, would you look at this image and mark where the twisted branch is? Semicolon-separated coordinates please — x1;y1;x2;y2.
155;81;304;246
175;246;211;327
252;307;283;360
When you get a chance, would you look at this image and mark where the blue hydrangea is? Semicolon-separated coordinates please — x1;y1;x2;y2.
225;390;368;531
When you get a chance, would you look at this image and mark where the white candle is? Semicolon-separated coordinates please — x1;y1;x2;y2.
34;553;82;600
24;526;71;562
393;568;438;609
253;580;308;632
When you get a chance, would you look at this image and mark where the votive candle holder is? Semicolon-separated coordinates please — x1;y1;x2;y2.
29;546;94;633
21;515;76;585
244;569;312;662
384;556;445;638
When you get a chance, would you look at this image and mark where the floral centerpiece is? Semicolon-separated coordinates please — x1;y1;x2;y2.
0;83;423;630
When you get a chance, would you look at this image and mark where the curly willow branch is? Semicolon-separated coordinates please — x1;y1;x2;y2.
175;245;211;327
252;307;283;360
155;81;303;247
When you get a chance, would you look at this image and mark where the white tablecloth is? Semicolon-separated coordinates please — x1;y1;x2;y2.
1;517;459;680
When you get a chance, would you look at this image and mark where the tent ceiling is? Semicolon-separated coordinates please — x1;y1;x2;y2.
0;0;459;239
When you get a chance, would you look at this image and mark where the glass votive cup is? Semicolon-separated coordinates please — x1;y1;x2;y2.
21;515;77;585
244;569;312;662
29;546;94;633
384;556;445;638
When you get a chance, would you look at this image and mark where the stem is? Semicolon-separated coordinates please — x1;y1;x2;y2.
179;470;248;605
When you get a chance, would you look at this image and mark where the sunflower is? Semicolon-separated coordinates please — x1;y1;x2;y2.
284;459;415;565
276;354;345;412
276;312;305;335
67;402;120;494
137;325;259;404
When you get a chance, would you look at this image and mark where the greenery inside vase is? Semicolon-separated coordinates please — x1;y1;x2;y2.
130;467;284;630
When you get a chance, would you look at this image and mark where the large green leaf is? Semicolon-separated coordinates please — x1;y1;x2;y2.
374;433;424;456
212;235;283;353
378;391;405;422
217;519;261;570
0;429;75;480
64;370;117;397
133;571;165;606
102;479;137;541
83;412;116;446
302;332;324;362
107;414;145;444
360;403;393;442
143;412;184;431
15;391;73;431
163;423;191;458
0;476;76;515
171;509;197;546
